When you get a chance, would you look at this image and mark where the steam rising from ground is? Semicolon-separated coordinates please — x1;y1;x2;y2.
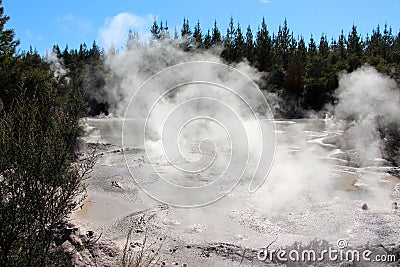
335;65;400;165
259;66;400;211
105;41;275;206
104;42;259;117
101;41;400;209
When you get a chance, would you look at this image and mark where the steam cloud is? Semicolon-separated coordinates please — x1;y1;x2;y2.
259;65;400;211
334;65;400;166
99;36;399;209
103;40;275;206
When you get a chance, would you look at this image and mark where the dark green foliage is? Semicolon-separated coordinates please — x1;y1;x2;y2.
54;41;108;116
0;1;19;56
347;25;363;71
274;19;292;69
193;20;203;48
211;20;222;45
160;20;170;40
245;25;255;63
221;17;236;62
180;17;192;51
234;23;245;62
0;51;92;267
173;16;400;115
181;17;191;37
255;17;273;71
48;15;400;134
150;18;160;40
203;29;212;49
0;4;94;265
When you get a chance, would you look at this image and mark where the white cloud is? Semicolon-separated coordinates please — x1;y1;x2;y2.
56;14;92;34
260;0;271;3
25;29;44;42
99;12;154;49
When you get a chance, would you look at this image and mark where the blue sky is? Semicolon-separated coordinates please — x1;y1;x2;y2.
3;0;400;54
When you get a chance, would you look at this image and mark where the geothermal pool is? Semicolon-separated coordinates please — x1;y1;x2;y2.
75;117;400;263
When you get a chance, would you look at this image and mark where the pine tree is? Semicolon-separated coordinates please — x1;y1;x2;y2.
180;17;192;51
78;42;88;60
221;17;236;62
284;35;305;103
364;25;384;66
234;23;245;61
318;34;329;58
255;17;273;71
347;25;363;71
297;37;307;64
211;20;222;45
288;32;297;64
308;35;317;57
275;19;292;69
181;17;191;37
330;34;347;71
0;1;19;56
338;30;347;59
52;44;61;57
245;25;255;63
382;23;393;61
226;16;235;42
150;18;160;40
159;20;170;40
193;20;203;47
90;40;101;60
203;29;212;49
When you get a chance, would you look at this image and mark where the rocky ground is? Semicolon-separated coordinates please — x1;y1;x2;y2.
55;140;400;267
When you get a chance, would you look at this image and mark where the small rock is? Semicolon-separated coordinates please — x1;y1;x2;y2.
111;180;122;189
182;264;188;267
186;245;191;249
362;203;368;210
67;221;76;228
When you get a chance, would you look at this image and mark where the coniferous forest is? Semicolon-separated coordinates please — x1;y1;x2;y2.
1;0;400;264
51;17;400;117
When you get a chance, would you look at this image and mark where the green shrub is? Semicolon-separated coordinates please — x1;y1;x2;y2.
0;52;93;266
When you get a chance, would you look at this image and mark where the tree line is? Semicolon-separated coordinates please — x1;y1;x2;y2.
151;17;400;114
52;16;400;117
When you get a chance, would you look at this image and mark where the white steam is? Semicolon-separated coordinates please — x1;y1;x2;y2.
335;65;400;165
103;40;276;206
46;51;67;79
258;65;400;211
99;12;154;50
100;37;399;209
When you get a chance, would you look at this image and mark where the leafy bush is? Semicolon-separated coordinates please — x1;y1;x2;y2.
0;51;93;266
